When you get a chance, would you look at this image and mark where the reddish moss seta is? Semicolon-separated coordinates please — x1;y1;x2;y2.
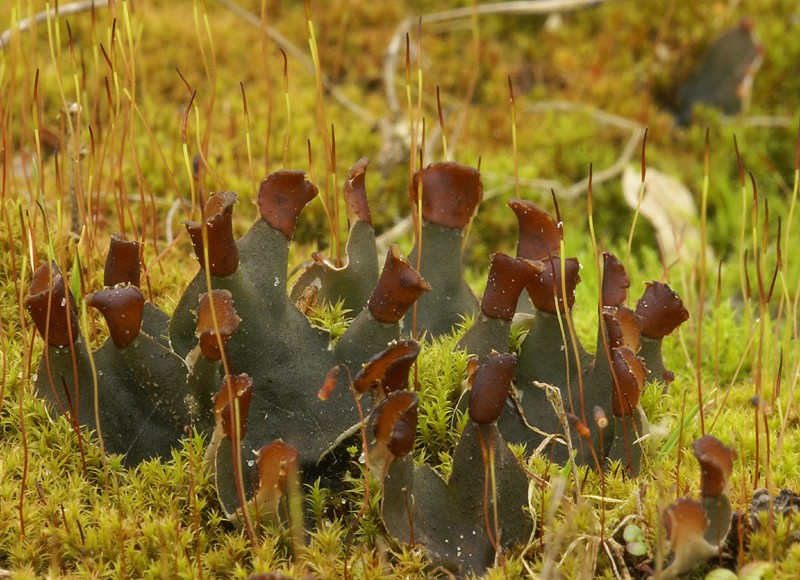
692;435;737;497
601;252;629;307
215;373;254;440
257;170;318;240
636;281;690;339
373;390;418;458
368;245;431;324
195;290;241;361
86;284;146;348
353;340;420;395
481;253;542;320
186;191;239;277
468;352;516;424
344;157;372;225
526;256;580;314
104;233;142;287
410;162;482;229
508;199;560;261
25;262;80;348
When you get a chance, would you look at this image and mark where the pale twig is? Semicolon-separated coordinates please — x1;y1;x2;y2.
527;100;646;200
213;0;377;128
603;537;633;580
377;97;643;228
384;0;608;116
519;476;544;576
537;380;584;497
539;475;568;578
558;534;589;567
483;172;563;195
0;0;108;49
732;116;796;128
165;198;187;245
528;100;643;132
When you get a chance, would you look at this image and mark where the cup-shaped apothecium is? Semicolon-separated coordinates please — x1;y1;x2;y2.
509;198;561;261
601;251;630;307
369;389;419;481
481;253;542;321
195;289;241;361
344;157;372;225
352;339;420;396
367;246;431;324
26;262;80;348
526;256;581;314
692;434;737;497
662;498;718;575
254;440;299;515
257;170;319;240
468;351;517;425
635;280;690;384
610;347;647;418
603;306;642;353
636;281;690;340
410;162;483;229
86;284;146;348
186;191;239;278
373;390;419;459
104;233;142;287
214;373;254;441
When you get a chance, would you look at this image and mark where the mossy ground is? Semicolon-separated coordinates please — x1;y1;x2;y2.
1;0;800;577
